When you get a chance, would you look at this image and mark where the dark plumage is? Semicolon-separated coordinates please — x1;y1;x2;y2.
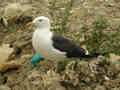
52;33;101;58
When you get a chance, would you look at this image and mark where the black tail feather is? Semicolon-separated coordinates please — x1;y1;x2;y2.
82;52;105;58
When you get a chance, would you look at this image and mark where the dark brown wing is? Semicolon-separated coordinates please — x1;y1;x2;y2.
52;32;87;58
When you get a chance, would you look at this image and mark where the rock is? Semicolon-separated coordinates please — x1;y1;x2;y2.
0;85;11;90
0;17;8;27
3;3;32;19
94;85;106;90
8;40;32;60
0;61;21;73
21;54;32;59
0;44;13;66
0;3;33;26
109;53;120;64
14;40;32;49
112;88;120;90
27;71;40;79
41;70;66;90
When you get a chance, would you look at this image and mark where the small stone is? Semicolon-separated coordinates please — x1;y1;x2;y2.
21;54;32;59
94;85;106;90
112;88;120;90
4;3;32;19
0;44;13;66
0;85;11;90
109;53;120;64
0;17;8;27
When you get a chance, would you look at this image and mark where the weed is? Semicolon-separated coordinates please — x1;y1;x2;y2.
60;0;74;32
92;18;108;30
49;0;57;19
85;18;108;53
49;0;74;33
84;18;120;57
57;60;70;72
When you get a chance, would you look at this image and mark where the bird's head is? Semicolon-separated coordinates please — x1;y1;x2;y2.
27;16;50;29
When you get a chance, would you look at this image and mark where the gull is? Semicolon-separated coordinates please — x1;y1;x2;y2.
27;16;101;63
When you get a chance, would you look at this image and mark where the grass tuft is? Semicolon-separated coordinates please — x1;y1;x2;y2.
57;60;70;72
49;0;74;34
84;18;120;57
92;18;108;30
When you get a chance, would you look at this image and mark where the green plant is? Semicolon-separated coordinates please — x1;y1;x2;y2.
57;60;69;72
85;18;108;53
84;18;120;57
49;0;57;19
60;0;74;32
49;0;74;33
92;18;108;30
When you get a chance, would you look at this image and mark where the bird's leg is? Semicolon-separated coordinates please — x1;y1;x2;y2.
88;60;98;73
74;58;80;69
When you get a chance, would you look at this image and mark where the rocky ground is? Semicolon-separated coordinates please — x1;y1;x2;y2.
0;0;120;90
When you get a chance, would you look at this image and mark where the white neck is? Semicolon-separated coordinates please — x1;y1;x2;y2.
33;28;52;38
37;23;50;30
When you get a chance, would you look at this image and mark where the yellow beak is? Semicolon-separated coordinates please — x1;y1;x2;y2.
26;22;33;28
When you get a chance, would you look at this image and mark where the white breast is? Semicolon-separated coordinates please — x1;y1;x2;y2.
32;29;66;60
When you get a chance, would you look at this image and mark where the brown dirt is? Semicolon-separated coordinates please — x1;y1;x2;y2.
0;0;120;90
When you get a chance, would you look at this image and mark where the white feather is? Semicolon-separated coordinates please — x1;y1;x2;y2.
32;28;66;60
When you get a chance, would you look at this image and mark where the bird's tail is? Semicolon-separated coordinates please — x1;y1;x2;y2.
82;52;105;58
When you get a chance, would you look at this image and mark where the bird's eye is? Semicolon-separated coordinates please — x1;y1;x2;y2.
39;19;43;22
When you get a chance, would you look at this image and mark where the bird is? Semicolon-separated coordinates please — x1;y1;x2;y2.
27;16;102;62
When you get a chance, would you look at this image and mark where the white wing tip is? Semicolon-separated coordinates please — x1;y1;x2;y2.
85;49;89;55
